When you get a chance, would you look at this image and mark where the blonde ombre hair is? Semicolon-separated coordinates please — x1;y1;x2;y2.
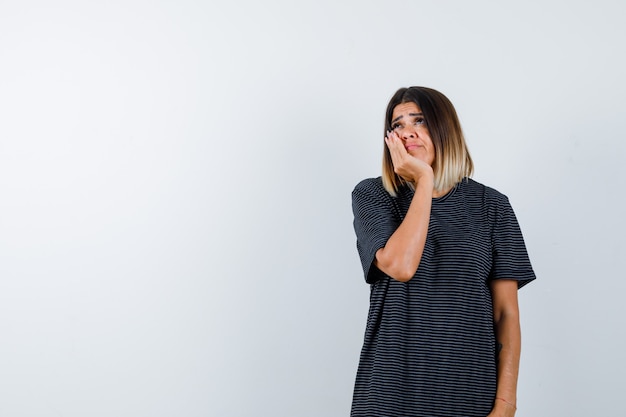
382;87;474;196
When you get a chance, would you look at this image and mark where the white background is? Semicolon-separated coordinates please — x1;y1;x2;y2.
1;1;625;416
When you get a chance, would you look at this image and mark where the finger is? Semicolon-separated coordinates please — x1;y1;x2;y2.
386;135;402;159
387;130;400;147
388;132;407;157
385;133;399;156
385;132;397;152
391;131;407;151
389;145;406;170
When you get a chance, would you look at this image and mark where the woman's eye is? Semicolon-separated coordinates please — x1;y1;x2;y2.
391;124;400;130
414;118;425;125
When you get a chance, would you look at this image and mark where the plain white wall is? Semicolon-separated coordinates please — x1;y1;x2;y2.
1;1;624;416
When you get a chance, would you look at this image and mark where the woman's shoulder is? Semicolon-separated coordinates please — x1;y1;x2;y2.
352;177;404;208
461;178;509;201
353;176;385;195
461;178;506;198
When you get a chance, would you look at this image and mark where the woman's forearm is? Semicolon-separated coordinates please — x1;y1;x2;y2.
494;313;521;408
374;177;433;282
490;279;521;416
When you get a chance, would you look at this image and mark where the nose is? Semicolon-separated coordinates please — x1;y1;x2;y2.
398;126;416;140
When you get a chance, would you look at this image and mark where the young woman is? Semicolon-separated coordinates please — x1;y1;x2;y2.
351;86;536;417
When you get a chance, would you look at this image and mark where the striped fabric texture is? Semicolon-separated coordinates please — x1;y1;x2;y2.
350;177;536;417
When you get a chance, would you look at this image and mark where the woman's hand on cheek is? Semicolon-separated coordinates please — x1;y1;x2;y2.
385;130;433;184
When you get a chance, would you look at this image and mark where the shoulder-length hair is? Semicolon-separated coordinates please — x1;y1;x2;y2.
382;86;474;196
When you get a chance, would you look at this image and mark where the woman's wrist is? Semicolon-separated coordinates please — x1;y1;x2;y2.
413;169;434;189
495;397;516;410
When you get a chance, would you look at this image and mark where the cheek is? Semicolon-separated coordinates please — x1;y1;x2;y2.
427;145;436;164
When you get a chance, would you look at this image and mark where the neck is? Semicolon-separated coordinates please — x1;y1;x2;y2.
432;186;453;198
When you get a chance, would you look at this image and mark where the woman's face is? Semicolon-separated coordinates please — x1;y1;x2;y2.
390;102;435;167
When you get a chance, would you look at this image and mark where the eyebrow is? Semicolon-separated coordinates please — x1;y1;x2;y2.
391;112;423;124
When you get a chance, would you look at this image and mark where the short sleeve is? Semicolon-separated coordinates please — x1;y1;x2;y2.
352;179;400;284
489;195;536;288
